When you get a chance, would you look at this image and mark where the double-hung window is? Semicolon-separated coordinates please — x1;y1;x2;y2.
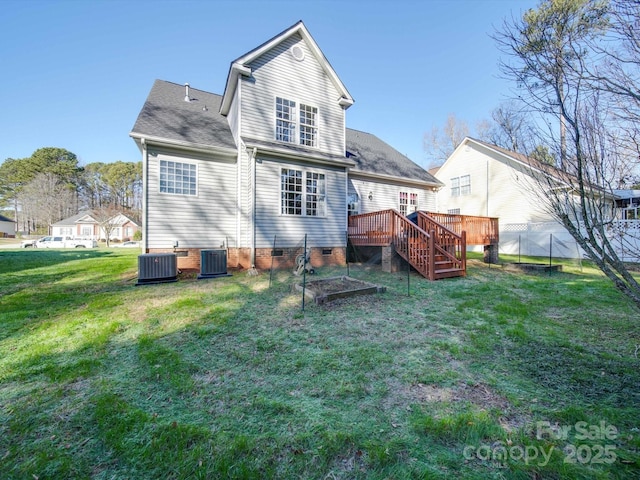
276;97;296;143
160;160;197;195
281;168;325;216
451;177;460;197
275;97;318;147
460;175;471;195
299;104;318;147
451;175;470;197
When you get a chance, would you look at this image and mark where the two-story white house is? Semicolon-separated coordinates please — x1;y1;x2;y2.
434;137;640;261
130;21;442;271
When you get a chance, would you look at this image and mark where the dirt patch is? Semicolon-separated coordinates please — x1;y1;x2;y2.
297;276;386;304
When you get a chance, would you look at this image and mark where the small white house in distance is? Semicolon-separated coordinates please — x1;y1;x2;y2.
0;213;16;238
52;211;140;241
434;137;603;259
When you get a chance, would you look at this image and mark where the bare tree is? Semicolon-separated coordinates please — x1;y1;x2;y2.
495;0;640;309
91;205;122;247
423;113;469;167
18;173;76;234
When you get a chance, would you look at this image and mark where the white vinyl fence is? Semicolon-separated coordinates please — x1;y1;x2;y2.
495;221;640;262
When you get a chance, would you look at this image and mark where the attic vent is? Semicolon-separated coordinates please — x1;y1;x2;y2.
291;45;305;62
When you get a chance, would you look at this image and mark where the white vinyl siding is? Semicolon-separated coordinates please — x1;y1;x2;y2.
146;149;237;249
255;156;346;248
241;34;345;156
348;176;435;215
435;142;553;224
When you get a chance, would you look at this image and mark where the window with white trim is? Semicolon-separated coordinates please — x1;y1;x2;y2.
399;192;408;215
399;191;418;215
276;97;296;143
281;168;325;216
451;177;460;197
460;175;471;195
451;175;470;197
347;193;359;216
299;104;318;147
410;193;418;213
275;97;318;147
160;160;197;195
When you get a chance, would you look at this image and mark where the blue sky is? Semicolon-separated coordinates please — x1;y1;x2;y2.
0;0;536;168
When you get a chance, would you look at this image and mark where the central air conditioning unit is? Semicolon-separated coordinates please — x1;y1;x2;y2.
198;249;231;279
136;253;178;285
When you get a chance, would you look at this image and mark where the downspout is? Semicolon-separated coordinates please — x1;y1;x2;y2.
141;138;149;252
250;147;258;269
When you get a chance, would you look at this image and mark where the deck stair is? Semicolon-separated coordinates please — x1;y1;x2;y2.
348;209;467;280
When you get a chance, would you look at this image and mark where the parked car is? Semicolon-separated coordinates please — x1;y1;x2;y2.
113;241;140;248
20;239;37;248
35;236;98;248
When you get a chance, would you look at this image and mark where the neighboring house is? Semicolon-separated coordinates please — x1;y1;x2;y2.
434;137;627;259
52;211;140;241
130;21;442;270
0;214;16;238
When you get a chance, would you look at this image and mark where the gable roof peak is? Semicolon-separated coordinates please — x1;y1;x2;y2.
220;21;354;115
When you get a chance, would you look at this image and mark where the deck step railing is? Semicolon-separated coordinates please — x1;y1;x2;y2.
348;209;466;280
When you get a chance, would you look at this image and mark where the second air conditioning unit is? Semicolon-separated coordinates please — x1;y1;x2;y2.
198;249;231;279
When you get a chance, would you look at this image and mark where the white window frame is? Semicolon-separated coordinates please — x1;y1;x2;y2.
280;168;325;217
275;96;318;147
275;97;296;144
451;175;470;197
460;175;471;196
299;104;318;147
159;160;197;196
451;177;460;197
410;193;418;213
399;191;408;215
347;192;360;216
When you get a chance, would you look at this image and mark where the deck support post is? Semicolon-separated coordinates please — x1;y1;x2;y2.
382;245;403;273
483;243;499;264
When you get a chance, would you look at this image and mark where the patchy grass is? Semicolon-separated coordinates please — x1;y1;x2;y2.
0;249;638;479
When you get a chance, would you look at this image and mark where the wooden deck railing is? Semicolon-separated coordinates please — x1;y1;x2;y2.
417;212;466;273
347;209;395;246
348;209;467;280
423;212;499;245
391;211;435;280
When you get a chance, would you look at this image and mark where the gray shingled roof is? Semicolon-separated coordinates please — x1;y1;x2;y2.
131;80;236;150
0;214;13;223
131;80;439;185
346;129;441;185
52;211;96;226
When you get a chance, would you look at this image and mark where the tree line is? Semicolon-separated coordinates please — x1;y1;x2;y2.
0;147;141;235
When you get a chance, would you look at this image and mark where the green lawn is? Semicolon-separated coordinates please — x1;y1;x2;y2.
0;249;638;479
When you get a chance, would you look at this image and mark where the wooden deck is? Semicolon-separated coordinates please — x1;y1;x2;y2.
348;210;474;280
422;212;499;246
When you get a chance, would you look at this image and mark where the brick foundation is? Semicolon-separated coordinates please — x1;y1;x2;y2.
146;247;346;272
